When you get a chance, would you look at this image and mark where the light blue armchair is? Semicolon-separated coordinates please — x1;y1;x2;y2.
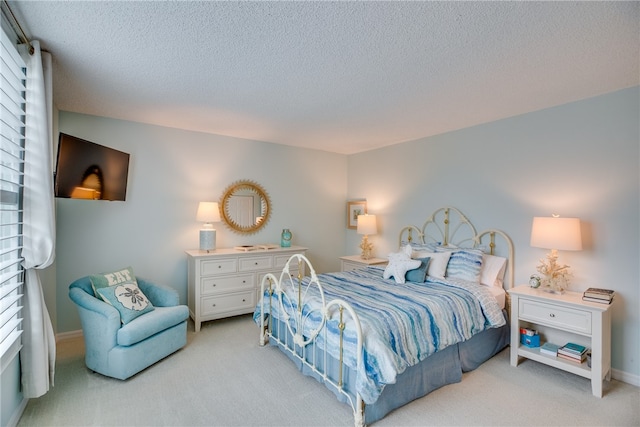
69;276;189;380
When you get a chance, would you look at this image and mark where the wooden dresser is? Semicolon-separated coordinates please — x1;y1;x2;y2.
186;246;307;331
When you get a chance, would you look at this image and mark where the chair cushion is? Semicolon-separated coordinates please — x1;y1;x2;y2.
117;305;189;347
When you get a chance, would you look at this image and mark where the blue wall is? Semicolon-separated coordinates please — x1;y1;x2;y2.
346;87;639;380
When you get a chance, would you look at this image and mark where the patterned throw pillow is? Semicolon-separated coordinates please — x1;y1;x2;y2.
97;282;155;324
90;266;137;297
444;249;484;283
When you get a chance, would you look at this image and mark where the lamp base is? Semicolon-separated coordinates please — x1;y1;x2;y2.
199;229;216;252
359;235;374;260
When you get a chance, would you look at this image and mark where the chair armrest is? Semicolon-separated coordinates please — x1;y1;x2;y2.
137;278;179;307
68;287;121;351
69;286;121;322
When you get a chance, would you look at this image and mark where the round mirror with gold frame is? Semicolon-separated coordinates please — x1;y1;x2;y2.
220;180;271;234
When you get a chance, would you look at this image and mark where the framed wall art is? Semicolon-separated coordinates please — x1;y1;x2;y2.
347;200;367;229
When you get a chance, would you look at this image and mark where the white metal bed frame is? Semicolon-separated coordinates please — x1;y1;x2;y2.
258;206;514;427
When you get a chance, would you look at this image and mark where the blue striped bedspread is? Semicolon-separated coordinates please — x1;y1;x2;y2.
253;266;506;404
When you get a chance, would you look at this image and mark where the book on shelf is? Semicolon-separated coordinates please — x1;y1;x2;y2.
540;342;560;356
557;352;586;363
234;245;256;252
582;295;613;304
558;343;588;361
560;342;587;354
558;347;587;359
583;287;615;300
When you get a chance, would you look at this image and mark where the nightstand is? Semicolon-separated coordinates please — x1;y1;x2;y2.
508;285;613;397
339;255;387;272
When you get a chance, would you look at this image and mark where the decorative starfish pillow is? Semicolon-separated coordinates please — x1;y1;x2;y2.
383;245;421;284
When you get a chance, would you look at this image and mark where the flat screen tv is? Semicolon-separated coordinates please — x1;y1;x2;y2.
54;133;130;201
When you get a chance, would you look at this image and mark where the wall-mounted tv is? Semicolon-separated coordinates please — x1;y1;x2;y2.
54;133;130;201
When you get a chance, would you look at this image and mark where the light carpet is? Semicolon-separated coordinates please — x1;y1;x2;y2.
17;315;639;426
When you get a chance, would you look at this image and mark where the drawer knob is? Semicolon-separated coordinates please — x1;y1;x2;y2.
549;313;555;318
242;299;246;302
218;265;222;269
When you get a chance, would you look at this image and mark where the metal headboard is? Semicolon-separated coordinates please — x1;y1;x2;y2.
398;207;515;290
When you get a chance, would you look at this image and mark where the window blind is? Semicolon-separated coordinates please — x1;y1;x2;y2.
0;26;26;373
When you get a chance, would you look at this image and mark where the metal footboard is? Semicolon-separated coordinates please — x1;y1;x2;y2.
258;254;365;427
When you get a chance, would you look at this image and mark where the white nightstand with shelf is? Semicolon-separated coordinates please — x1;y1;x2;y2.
508;285;613;397
340;255;387;272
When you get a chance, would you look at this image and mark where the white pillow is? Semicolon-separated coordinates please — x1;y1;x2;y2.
411;249;451;279
480;254;507;288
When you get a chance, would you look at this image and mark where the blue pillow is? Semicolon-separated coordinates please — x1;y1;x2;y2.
97;282;155;324
444;249;484;283
405;257;431;283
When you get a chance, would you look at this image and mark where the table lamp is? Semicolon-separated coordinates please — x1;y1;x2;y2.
197;202;221;252
357;214;377;260
530;215;582;293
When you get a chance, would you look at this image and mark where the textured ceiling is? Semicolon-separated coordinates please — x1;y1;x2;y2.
9;1;640;154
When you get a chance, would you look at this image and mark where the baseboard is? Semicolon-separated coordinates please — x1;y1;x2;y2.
56;329;83;343
612;367;640;387
6;396;28;427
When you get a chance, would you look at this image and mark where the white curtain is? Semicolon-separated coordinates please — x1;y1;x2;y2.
19;40;57;398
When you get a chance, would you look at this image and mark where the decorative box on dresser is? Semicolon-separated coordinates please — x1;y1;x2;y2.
508;285;614;397
339;255;387;272
186;246;307;332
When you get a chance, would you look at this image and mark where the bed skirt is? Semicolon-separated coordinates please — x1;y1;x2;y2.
267;310;509;425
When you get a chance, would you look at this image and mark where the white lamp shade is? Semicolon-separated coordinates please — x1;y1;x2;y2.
197;202;221;223
530;216;582;251
357;214;377;235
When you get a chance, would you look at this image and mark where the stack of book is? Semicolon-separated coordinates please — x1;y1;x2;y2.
540;342;560;357
582;287;615;304
558;342;588;363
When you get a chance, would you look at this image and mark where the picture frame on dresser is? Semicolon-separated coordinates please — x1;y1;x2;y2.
347;200;367;229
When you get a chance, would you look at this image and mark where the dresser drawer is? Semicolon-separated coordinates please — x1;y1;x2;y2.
275;254;299;268
201;274;254;295
201;291;255;316
201;258;237;276
341;261;361;272
239;256;272;272
519;299;592;334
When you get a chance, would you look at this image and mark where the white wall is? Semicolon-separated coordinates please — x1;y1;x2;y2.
346;87;640;380
54;112;347;333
